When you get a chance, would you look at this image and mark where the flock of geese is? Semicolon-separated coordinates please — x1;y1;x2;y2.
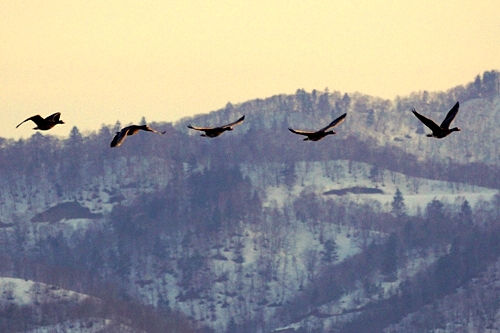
15;101;461;146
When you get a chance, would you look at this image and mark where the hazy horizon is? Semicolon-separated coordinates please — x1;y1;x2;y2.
1;0;499;140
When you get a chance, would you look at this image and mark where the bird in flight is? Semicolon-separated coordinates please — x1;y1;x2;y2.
16;112;65;131
289;113;347;141
110;125;166;148
412;102;460;138
187;115;245;137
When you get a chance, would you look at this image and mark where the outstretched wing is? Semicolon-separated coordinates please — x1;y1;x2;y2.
440;102;459;129
288;128;314;136
123;125;165;137
221;115;245;129
46;112;61;122
111;126;138;147
187;124;212;131
123;125;143;136
188;115;245;131
139;125;166;135
320;113;347;132
16;115;43;128
412;109;441;132
110;130;127;148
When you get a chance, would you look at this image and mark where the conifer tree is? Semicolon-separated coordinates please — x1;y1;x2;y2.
322;239;339;264
391;188;407;219
459;200;473;226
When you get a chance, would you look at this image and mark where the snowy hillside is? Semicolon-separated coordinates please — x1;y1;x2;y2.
21;319;142;333
0;277;139;333
3;158;496;332
242;160;497;214
0;277;184;333
0;277;90;307
1;71;500;332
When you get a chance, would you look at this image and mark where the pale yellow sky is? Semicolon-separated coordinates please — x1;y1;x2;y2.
1;0;499;139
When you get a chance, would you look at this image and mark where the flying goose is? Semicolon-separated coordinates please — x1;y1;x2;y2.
110;125;166;148
187;115;245;137
16;112;65;131
412;102;460;138
289;113;347;141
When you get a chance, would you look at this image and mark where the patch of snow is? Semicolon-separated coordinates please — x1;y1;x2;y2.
272;322;303;332
21;318;142;333
0;277;90;307
242;160;497;215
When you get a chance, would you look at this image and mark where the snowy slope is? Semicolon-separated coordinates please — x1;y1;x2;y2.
1;157;497;332
20;318;141;333
0;277;143;333
0;277;90;306
242;160;497;214
124;159;497;332
1;84;500;331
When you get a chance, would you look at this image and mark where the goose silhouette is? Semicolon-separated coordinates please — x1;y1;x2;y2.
289;113;347;141
16;112;65;131
412;102;460;138
110;125;166;148
187;115;245;137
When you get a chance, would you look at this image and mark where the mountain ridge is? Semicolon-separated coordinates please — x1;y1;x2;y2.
0;70;499;332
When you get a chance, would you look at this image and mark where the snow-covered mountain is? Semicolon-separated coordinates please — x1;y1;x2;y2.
0;277;129;333
1;71;500;332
